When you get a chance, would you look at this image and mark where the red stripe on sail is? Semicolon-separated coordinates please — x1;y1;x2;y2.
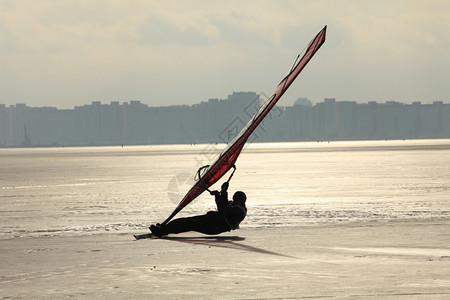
162;26;327;225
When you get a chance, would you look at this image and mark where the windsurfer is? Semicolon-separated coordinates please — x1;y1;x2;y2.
149;182;246;237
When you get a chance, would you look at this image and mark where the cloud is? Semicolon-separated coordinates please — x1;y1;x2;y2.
0;0;449;108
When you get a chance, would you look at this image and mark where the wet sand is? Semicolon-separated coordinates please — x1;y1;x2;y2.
1;219;449;299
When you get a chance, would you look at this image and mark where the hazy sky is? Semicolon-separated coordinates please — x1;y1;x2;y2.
1;0;449;108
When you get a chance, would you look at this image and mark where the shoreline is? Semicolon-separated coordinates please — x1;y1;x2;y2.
1;138;450;150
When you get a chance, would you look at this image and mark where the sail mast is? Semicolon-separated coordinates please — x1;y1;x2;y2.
162;25;327;225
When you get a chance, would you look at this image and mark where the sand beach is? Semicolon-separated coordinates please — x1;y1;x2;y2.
1;140;449;299
1;219;449;299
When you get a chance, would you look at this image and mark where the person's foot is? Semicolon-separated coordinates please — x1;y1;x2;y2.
149;223;167;237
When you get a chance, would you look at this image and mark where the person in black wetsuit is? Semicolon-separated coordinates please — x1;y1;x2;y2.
149;182;246;237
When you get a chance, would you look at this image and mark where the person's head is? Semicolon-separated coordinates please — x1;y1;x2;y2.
232;191;246;206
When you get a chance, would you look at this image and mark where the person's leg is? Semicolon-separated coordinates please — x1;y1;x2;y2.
164;213;227;235
163;215;203;234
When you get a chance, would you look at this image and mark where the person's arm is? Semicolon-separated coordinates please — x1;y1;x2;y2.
213;182;229;213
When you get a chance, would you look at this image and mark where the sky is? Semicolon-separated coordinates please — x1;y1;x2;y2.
1;0;449;109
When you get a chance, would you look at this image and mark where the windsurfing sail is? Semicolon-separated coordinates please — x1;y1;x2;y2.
162;25;327;225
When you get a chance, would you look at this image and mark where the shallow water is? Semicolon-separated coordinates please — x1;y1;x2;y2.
1;140;449;238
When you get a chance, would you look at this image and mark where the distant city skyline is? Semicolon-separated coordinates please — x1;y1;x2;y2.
0;91;450;110
1;92;449;147
1;93;449;111
1;1;449;109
